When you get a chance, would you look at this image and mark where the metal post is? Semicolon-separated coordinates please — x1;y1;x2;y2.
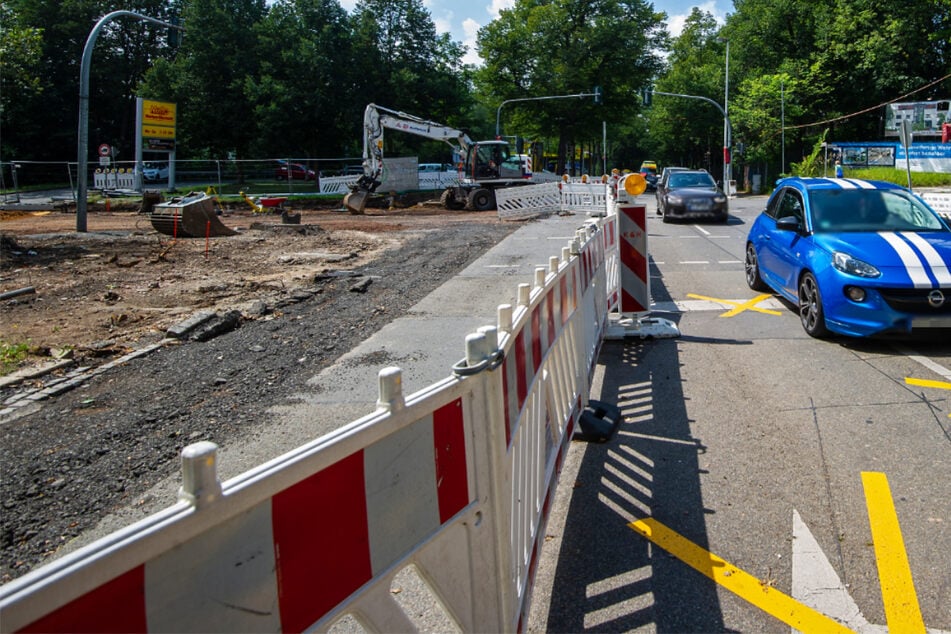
77;11;182;232
781;80;785;176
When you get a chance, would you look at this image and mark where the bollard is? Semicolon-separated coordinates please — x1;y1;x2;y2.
465;332;488;368
534;267;546;289
498;304;513;335
376;366;404;412
517;283;531;308
178;441;222;508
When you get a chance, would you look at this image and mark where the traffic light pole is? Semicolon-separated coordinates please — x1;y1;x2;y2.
653;90;732;193
495;90;600;138
77;10;182;232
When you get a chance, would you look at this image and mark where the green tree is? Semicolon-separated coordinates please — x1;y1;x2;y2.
139;0;268;160
0;1;45;158
245;0;355;158
647;9;725;172
475;0;667;174
349;0;472;159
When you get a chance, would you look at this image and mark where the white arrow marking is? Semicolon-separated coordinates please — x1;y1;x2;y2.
792;509;882;633
792;510;949;634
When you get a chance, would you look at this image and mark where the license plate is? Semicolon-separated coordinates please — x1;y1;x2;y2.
687;200;712;211
912;316;951;328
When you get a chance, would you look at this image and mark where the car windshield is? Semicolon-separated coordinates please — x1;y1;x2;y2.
809;189;947;233
669;172;715;188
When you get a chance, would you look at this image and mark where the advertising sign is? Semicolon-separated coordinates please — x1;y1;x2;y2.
884;100;950;137
141;99;176;151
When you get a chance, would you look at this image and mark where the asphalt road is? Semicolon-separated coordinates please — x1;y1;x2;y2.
529;194;951;632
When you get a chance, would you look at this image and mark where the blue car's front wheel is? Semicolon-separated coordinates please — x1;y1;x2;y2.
798;272;830;338
745;243;770;292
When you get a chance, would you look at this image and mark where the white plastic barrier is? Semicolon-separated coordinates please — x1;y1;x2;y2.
318;174;359;194
561;182;611;217
496;182;562;220
0;214;618;634
921;191;951;221
93;169;136;190
497;181;613;221
418;171;463;190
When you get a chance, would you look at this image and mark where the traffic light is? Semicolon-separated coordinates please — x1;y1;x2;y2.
168;16;182;48
593;86;603;105
641;86;652;106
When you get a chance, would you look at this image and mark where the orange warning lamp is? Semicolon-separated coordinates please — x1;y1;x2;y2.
623;172;647;196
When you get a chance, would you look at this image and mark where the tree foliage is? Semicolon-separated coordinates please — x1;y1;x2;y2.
474;0;667;172
1;0;948;180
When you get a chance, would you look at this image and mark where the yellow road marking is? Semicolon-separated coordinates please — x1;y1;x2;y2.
861;472;926;633
686;292;783;317
904;377;951;417
628;518;853;632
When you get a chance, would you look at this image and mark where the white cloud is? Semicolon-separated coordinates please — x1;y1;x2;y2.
461;18;482;65
665;1;725;37
488;0;514;19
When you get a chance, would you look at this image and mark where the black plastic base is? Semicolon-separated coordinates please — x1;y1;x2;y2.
573;399;622;443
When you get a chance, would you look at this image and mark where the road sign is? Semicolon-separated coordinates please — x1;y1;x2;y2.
98;143;111;157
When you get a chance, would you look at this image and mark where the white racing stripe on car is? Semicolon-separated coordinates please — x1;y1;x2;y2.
845;178;876;189
899;231;951;286
878;232;935;288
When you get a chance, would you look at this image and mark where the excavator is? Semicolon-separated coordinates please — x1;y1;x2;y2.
343;103;530;214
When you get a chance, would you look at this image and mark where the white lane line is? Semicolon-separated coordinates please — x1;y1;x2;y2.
681;260;710;264
893;345;951;381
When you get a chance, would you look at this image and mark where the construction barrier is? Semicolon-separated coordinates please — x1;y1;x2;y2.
93;169;136;190
0;211;621;633
496;181;612;220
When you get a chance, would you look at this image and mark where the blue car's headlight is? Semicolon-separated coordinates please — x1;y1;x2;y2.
713;194;727;203
833;251;881;278
667;195;683;205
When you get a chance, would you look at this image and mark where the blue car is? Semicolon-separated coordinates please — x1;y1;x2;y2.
745;177;951;338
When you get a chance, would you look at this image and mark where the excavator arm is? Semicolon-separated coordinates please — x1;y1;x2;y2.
344;104;472;214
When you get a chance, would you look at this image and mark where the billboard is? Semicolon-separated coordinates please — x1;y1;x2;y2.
831;142;951;173
140;99;176;151
884;100;950;137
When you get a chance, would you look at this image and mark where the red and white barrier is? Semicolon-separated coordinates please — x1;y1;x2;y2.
0;216;618;633
605;174;680;339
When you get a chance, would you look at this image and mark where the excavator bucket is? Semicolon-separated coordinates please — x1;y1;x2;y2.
343;190;369;215
150;192;237;238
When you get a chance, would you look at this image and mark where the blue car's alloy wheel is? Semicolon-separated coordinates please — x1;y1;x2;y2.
798;272;830;338
745;243;770;292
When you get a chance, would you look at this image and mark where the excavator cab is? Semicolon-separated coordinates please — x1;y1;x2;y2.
467;141;523;182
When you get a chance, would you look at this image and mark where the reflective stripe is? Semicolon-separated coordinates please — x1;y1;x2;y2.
900;232;951;286
878;232;934;288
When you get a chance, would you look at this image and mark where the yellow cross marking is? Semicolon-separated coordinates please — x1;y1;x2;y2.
628;518;853;632
905;377;951;418
629;472;929;632
686;292;783;317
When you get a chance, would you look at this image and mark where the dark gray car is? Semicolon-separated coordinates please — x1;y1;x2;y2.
656;169;729;222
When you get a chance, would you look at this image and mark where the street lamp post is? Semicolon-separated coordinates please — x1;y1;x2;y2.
77;11;182;232
718;37;731;195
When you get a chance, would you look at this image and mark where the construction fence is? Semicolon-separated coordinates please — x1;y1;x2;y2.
0;186;625;633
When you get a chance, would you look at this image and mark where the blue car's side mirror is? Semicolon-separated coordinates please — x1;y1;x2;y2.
776;216;802;232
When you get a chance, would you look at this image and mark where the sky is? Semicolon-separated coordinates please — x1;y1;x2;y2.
337;0;728;66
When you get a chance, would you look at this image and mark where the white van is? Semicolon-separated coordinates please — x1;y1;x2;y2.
418;163;449;172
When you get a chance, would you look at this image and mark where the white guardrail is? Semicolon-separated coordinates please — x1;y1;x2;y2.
0;189;622;633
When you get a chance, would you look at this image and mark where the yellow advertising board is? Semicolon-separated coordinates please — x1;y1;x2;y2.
142;100;176;128
141;99;176;150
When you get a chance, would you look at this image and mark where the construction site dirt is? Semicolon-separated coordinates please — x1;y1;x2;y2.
0;198;520;582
